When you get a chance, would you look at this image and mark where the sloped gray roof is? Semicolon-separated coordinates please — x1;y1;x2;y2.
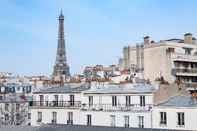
34;84;89;94
158;95;197;107
83;83;155;94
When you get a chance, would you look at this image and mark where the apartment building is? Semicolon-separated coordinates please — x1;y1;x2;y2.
30;82;155;128
121;33;197;83
29;81;197;130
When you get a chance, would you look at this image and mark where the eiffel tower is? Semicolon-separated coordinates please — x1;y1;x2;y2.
53;11;70;81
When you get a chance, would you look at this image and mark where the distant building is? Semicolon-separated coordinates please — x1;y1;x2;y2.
83;65;120;81
121;33;197;83
0;94;31;125
0;83;32;100
52;11;70;82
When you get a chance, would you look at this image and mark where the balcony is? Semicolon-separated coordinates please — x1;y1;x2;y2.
171;53;197;62
31;101;81;108
172;68;197;76
81;104;152;112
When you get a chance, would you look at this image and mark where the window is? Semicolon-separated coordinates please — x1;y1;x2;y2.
124;115;129;128
59;95;63;106
98;96;102;105
140;96;145;106
69;95;75;106
5;103;9;111
138;116;144;128
52;112;57;124
39;95;44;106
28;113;31;119
112;96;117;106
177;112;185;127
27;86;31;93
5;114;9;121
166;48;175;53
67;112;73;125
88;96;93;106
16;104;20;112
17;87;20;91
87;114;92;126
45;95;49;106
126;96;131;106
54;95;59;106
16;113;20;121
110;115;116;127
11;87;15;93
22;87;25;92
0;96;3;100
37;112;42;122
160;112;167;125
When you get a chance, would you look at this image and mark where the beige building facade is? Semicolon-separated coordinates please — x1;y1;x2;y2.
121;33;197;83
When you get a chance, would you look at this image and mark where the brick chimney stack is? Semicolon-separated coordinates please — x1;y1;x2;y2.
184;33;193;44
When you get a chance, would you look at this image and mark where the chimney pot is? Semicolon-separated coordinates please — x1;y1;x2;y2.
144;36;150;45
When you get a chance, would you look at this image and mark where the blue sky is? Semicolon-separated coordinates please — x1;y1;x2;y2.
0;0;197;76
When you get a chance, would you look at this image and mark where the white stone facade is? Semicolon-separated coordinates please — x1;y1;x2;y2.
30;83;154;128
153;106;197;130
30;84;197;130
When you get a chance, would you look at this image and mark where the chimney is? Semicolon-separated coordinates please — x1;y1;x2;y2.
144;36;150;45
184;33;193;44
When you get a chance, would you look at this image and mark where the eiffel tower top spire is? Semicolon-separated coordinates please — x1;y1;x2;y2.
53;10;70;81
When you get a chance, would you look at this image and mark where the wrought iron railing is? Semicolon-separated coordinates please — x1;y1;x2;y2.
172;68;197;74
81;104;152;112
172;53;197;61
31;101;81;108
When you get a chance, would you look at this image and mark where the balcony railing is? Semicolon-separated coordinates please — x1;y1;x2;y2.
31;101;81;108
81;104;152;112
171;53;197;62
184;82;197;88
51;120;57;124
172;68;197;75
67;120;73;125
